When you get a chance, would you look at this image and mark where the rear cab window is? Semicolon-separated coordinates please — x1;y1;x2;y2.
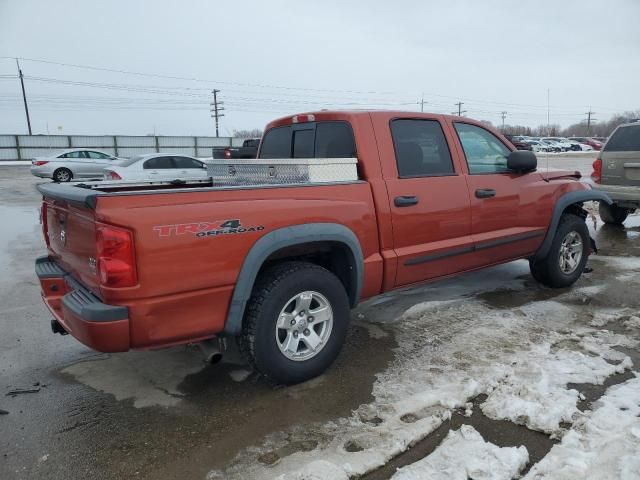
259;121;356;159
604;124;640;151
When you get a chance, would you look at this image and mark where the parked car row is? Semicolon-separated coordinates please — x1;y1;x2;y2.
30;149;212;182
504;135;604;153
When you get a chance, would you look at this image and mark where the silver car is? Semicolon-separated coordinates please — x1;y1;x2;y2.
30;148;122;182
592;121;640;224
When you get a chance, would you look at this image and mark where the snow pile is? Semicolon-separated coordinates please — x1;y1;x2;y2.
524;376;640;480
625;315;640;329
481;340;632;434
207;297;635;479
391;425;528;480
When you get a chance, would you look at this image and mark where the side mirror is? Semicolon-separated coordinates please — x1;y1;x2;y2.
507;150;537;173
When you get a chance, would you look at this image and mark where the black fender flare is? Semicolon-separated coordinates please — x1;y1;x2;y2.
533;189;612;261
223;223;364;336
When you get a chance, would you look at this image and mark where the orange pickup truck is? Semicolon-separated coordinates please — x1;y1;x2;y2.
35;111;610;384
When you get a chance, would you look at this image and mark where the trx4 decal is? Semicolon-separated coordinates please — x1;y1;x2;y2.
154;219;264;238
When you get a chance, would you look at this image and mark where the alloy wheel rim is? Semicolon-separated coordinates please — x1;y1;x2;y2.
559;231;583;274
275;291;333;361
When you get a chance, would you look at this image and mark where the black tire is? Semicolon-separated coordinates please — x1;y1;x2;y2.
53;168;73;182
599;202;629;225
528;258;549;285
239;261;350;385
529;213;589;288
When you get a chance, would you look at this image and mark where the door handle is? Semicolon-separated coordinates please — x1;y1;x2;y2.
394;196;419;207
475;188;496;199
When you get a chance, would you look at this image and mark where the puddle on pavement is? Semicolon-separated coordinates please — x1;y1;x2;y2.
0;205;41;283
61;348;207;408
476;285;563;309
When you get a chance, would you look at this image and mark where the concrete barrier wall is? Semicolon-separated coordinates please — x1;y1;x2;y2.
0;134;246;161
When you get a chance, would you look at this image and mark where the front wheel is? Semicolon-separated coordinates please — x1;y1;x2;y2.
239;261;350;385
529;213;589;288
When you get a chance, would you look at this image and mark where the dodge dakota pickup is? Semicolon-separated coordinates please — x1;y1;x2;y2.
35;111;611;384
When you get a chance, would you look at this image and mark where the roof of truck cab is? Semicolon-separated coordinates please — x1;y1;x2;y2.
264;110;467;131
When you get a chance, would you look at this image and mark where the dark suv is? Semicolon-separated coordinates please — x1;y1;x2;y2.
592;122;640;224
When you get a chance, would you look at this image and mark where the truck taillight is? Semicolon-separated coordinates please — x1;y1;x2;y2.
591;158;602;183
224;148;231;158
41;203;50;248
33;160;49;166
96;224;137;288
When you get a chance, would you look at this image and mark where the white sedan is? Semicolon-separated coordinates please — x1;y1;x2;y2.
103;153;208;181
30;148;122;182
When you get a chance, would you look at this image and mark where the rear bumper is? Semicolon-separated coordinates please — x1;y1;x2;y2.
36;256;130;352
30;166;53;178
592;183;640;205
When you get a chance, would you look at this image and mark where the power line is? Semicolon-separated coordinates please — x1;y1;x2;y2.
0;55;394;96
0;56;629;113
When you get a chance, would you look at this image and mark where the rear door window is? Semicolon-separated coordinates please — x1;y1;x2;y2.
86;151;110;159
61;151;86;159
143;157;174;169
390;119;455;177
604;125;640;151
173;156;203;169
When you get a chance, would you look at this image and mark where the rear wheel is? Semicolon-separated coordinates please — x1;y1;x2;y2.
239;261;350;385
529;213;589;288
53;168;72;182
599;202;629;225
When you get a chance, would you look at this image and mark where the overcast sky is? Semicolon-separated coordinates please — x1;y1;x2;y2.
1;0;639;136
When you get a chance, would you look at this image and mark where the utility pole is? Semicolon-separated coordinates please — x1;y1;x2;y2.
210;89;224;137
419;94;426;113
585;108;596;135
16;58;32;135
546;88;550;136
453;102;466;116
501;111;507;130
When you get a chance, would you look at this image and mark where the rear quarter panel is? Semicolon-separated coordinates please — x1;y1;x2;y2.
94;182;381;348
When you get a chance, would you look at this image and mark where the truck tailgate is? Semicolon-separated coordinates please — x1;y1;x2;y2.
43;199;101;295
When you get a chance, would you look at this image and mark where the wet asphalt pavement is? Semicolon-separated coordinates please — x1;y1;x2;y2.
1;156;638;480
